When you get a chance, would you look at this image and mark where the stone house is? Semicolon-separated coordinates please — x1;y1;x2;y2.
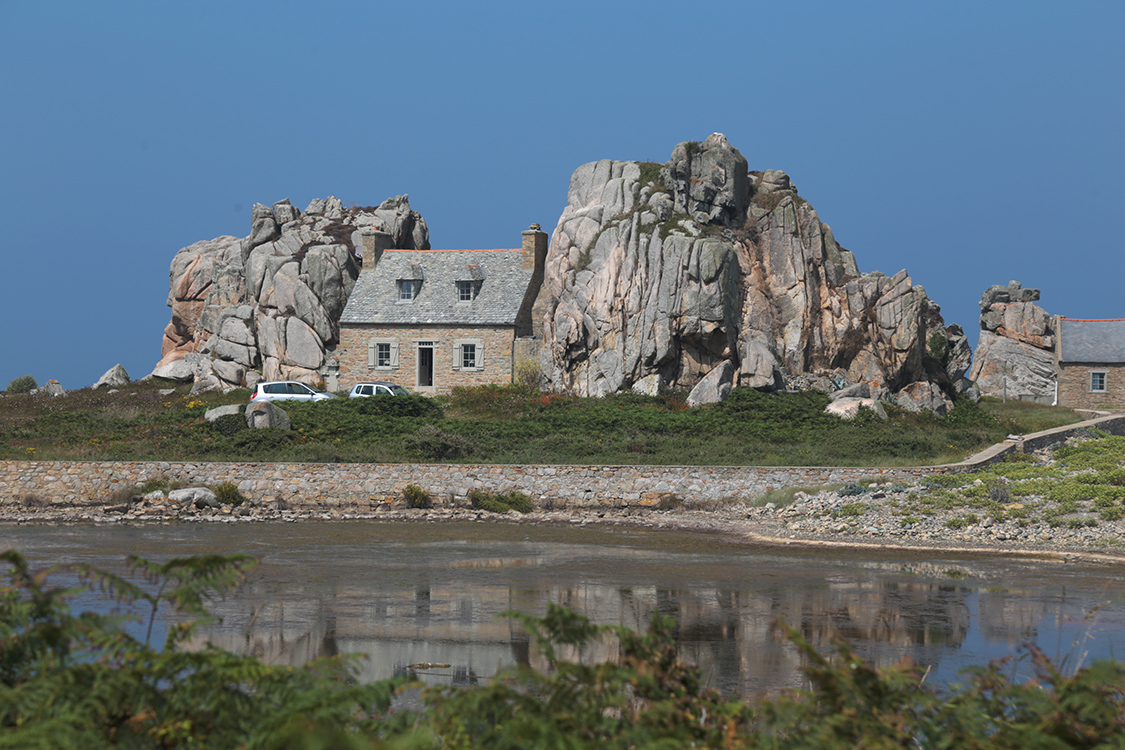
332;225;547;394
1055;318;1125;410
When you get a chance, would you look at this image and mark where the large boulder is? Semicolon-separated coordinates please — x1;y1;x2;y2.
686;360;735;406
895;381;954;416
245;401;291;430
538;135;964;410
968;281;1056;400
158;195;430;389
94;364;130;389
825;397;887;420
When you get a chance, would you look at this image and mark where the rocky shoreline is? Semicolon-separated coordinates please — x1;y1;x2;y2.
4;481;1124;565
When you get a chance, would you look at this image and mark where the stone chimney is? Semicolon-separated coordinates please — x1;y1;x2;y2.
521;223;548;270
360;229;395;271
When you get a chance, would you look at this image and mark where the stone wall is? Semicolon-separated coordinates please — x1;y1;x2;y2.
4;415;1123;512
0;460;950;511
335;324;517;393
1058;363;1125;410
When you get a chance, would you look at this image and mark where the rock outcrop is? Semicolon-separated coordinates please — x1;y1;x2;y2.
156;195;429;388
538;134;968;406
968;281;1056;401
93;364;130;389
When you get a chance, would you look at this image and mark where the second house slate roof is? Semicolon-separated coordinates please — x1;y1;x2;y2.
340;249;532;326
1059;318;1125;363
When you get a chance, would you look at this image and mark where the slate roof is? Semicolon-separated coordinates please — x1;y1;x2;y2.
340;249;533;326
1059;318;1125;363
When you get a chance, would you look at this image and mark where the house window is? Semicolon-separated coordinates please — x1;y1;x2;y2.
457;280;475;302
1091;371;1108;392
398;279;418;301
367;339;399;370
376;343;392;368
452;339;483;372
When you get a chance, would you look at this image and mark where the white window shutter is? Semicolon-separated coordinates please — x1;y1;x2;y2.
473;339;483;370
452;341;462;371
367;341;375;369
390;341;399;368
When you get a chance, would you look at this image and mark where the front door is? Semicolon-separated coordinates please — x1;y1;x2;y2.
417;342;434;388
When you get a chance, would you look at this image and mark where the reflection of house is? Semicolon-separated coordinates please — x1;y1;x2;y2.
334;225;547;393
1056;318;1125;409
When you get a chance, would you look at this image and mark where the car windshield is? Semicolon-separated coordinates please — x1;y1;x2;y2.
390;385;411;396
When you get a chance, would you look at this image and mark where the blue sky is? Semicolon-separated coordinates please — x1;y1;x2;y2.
2;1;1122;390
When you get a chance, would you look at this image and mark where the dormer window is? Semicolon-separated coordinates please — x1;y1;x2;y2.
397;264;425;303
456;265;484;303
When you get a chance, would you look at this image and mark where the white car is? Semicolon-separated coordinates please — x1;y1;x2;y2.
250;381;336;402
349;381;412;397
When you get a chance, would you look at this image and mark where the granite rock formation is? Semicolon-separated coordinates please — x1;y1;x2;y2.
538;134;968;409
156;195;428;388
968;280;1056;401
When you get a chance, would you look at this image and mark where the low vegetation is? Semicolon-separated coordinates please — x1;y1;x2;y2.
786;433;1125;534
4;550;1125;748
0;381;1087;467
4;374;37;394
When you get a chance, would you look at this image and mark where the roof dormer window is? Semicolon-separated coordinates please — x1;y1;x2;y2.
398;279;419;301
456;265;484;303
397;264;425;303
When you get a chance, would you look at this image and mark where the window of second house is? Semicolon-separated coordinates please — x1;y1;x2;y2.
457;280;475;302
1091;370;1108;392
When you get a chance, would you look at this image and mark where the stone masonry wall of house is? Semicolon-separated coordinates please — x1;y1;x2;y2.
3;416;1122;514
335;324;516;393
1057;362;1125;410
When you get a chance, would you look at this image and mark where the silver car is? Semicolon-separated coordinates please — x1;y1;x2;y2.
349;382;412;397
250;381;336;402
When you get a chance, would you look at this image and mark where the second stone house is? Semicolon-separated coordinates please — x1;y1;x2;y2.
1055;318;1125;410
333;225;548;393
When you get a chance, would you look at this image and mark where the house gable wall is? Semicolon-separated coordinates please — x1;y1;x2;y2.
1057;362;1125;409
337;323;516;394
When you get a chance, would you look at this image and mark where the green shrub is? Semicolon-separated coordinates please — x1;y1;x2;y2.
405;426;473;461
348;393;443;419
6;374;37;393
469;489;533;514
986;479;1011;504
138;476;183;494
211;481;247;506
211;413;247;436
838;483;867;497
834;502;867;517
402;484;432;509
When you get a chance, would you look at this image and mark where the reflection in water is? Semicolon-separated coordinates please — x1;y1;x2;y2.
2;521;1123;697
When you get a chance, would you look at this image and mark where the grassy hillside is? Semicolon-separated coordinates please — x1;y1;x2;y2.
0;382;1087;466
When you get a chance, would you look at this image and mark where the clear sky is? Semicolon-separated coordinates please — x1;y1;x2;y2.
2;1;1122;390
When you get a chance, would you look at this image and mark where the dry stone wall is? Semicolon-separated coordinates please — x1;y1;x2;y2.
0;460;948;512
3;415;1122;514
